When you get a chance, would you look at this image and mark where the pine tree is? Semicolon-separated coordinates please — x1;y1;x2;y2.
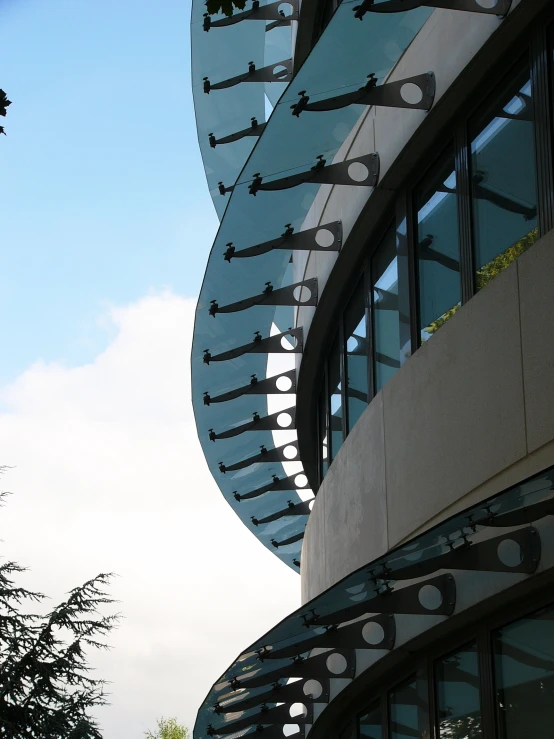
0;490;119;737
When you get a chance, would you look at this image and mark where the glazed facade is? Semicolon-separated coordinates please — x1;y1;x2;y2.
191;2;554;739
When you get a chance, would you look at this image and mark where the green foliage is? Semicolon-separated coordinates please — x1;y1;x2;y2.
205;0;246;18
0;89;11;135
425;227;539;337
0;488;119;737
145;717;189;739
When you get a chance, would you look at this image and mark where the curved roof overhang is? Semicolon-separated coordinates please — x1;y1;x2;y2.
193;464;554;739
191;0;512;569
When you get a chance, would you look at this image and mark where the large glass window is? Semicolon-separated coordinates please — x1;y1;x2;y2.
318;384;328;480
328;334;343;462
415;149;461;342
344;281;368;432
493;603;554;739
436;643;483;739
389;678;421;739
359;702;382;739
371;226;402;392
470;61;538;291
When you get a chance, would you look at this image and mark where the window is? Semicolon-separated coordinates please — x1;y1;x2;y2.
470;61;538;291
436;642;483;739
371;225;402;392
318;384;328;480
493;603;554;739
389;678;421;739
415;149;461;342
359;702;382;739
344;281;369;432
328;334;343;462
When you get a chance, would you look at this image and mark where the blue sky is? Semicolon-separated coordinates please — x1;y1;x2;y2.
0;0;219;385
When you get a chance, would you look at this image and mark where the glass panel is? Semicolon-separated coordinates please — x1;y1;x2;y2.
415;148;461;342
470;60;538;291
396;212;412;365
389;678;420;739
494;602;554;739
359;702;382;739
328;333;343;462
319;383;328;481
436;643;482;739
345;280;368;432
372;225;401;392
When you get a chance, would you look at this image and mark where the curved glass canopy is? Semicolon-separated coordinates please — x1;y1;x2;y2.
193;464;554;739
191;0;296;217
192;0;435;569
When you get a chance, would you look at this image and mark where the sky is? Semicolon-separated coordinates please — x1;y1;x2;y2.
0;1;300;736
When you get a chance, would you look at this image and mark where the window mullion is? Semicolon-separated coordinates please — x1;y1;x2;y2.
455;122;475;303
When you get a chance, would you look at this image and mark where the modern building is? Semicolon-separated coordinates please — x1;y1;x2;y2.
191;0;554;737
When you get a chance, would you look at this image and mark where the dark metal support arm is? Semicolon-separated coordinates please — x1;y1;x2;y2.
224;221;342;260
203;59;292;94
234;471;309;501
353;0;512;21
249;152;380;195
203;369;296;405
209;406;296;441
209;278;317;316
203;0;299;31
219;440;299;473
209;118;266;148
202;328;303;364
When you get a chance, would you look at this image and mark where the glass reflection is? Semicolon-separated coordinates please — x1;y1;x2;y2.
470;62;538;291
319;386;328;480
436;643;482;739
494;603;554;739
415;149;461;342
389;678;420;739
345;281;368;432
372;225;402;392
328;334;343;462
359;702;382;739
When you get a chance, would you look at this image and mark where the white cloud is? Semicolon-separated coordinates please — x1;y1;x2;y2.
0;292;300;738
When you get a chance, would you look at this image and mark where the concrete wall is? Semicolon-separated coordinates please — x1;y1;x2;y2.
301;232;554;603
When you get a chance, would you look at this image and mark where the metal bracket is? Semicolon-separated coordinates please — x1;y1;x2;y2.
204;369;296;405
249;153;379;195
219;440;299;473
215;677;330;714
476;496;554;528
271;531;304;548
267;614;395;660
252;499;312;526
389;528;541;580
209;279;318;316
209;406;296;441
203;327;302;364
314;574;456;625
234;471;309;502
352;0;512;21
203;59;292;93
209;118;266;148
209;702;312;736
293;72;435;115
203;0;299;30
231;648;355;690
224;221;342;261
217;181;234;197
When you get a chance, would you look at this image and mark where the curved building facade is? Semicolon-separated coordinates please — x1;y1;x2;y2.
191;1;554;738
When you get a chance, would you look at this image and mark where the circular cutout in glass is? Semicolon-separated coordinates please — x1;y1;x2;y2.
289;703;307;719
315;228;335;248
276;375;293;392
278;2;293;15
281;335;297;350
277;412;293;428
476;0;497;7
295;473;308;487
400;82;424;105
293;285;312;303
303;679;322;699
497;538;522;568
418;584;443;611
347;162;369;183
283;444;298;460
362;621;385;645
283;725;300;737
326;652;347;675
